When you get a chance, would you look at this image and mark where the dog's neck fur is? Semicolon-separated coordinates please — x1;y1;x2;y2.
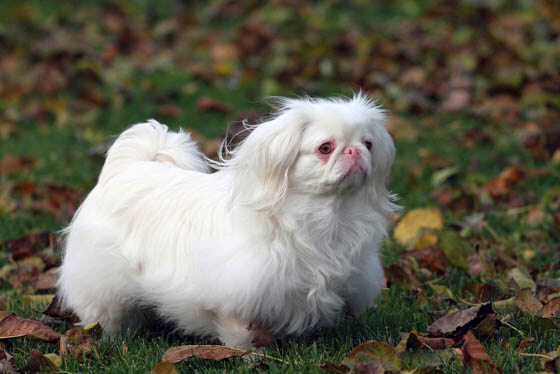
254;187;379;333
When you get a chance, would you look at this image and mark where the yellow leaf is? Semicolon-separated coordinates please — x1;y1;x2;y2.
394;208;444;248
43;353;62;368
84;322;103;339
414;231;438;249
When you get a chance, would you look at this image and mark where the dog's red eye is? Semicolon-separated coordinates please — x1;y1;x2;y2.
318;142;333;154
364;141;373;151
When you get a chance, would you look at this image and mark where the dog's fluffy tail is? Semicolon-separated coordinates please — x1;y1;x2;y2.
99;120;209;183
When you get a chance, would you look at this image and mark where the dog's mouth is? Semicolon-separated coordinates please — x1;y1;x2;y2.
323;170;367;193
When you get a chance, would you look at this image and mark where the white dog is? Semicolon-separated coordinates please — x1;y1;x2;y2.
57;93;399;349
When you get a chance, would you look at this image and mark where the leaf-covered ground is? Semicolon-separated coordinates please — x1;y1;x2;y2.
0;0;559;373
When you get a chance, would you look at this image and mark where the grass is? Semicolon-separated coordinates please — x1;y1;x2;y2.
1;0;559;372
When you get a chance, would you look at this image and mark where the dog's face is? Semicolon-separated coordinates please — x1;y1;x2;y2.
226;94;396;214
292;113;376;194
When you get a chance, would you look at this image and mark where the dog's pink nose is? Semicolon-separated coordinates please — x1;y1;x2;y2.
343;146;360;159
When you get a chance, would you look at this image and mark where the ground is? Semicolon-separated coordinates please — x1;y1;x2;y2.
0;0;559;373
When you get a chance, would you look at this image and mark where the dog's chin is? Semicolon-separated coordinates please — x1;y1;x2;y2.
321;172;367;194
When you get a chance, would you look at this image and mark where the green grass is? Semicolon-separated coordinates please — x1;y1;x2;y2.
1;0;559;372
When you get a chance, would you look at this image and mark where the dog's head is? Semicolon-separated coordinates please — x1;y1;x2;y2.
222;93;398;216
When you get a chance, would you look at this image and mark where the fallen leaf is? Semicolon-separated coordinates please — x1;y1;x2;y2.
525;206;545;226
196;97;231;113
438;230;474;270
428;303;494;339
43;353;61;368
59;325;101;357
31;182;85;221
341;340;401;372
514;288;543;316
162;345;251;363
158;104;182;118
0;313;61;342
43;295;75;321
492;298;517;314
150;360;178;374
31;268;58;291
0;154;37;174
21;349;59;373
83;322;103;339
396;329;454;352
431;166;459;188
385;262;421;289
473;314;498;338
483;167;525;198
507;268;536;292
0;349;16;374
1;232;55;262
394;208;444;248
461;331;501;373
542;297;560;318
404;247;448;274
517;337;535;352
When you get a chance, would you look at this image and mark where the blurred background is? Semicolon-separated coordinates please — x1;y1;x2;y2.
0;2;559;372
0;0;558;240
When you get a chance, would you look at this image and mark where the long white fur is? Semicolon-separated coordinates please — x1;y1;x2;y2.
57;93;399;349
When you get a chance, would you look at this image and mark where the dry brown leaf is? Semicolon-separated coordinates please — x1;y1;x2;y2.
59;325;101;357
196;97;231;113
31;181;85;220
384;262;421;289
1;232;55;262
514;288;543;316
483;167;525;198
0;313;61;342
43;295;75;321
428;303;494;339
0;154;36;174
21;349;58;373
525;206;545;226
404;247;448;274
0;349;16;374
396;329;454;352
461;331;501;374
473;314;498;338
162;345;251;363
158;104;182;118
542;297;560;318
31;269;58;291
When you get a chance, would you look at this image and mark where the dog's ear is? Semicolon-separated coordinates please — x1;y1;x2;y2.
366;121;400;216
226;110;307;214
